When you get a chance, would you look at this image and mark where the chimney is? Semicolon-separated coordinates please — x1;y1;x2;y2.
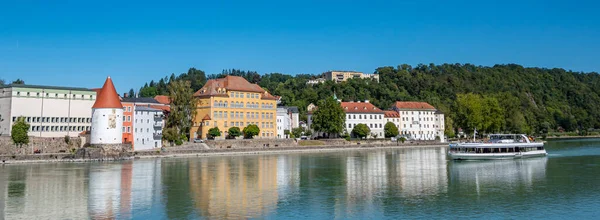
123;93;128;98
357;101;361;103
365;100;369;103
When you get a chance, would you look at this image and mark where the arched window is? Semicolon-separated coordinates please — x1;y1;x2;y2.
224;101;228;107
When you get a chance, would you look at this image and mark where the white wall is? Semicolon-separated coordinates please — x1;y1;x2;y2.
435;113;446;142
1;87;95;137
398;110;439;140
133;109;162;151
276;108;290;139
345;113;385;138
91;108;124;144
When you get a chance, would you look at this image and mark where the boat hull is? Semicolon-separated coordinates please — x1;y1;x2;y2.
448;150;547;160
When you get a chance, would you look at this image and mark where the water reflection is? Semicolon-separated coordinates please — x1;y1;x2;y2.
449;157;548;195
187;155;281;219
0;145;569;219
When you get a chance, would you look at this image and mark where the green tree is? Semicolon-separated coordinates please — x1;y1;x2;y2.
139;86;158;97
310;97;346;138
351;123;370;139
243;124;260;139
166;80;197;141
163;127;179;145
0;79;5;85
11;117;30;146
445;116;455;138
284;129;291;138
128;89;135;97
384;122;399;138
228;127;242;138
12;79;24;84
207;127;221;139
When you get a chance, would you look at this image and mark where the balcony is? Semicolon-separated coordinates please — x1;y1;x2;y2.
154;115;163;121
153;122;163;129
153;133;162;140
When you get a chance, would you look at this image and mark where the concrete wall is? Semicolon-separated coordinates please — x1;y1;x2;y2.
205;139;298;149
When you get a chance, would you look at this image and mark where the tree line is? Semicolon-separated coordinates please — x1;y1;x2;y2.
133;63;600;137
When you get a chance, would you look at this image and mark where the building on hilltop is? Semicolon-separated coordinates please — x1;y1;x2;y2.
391;101;445;142
307;100;386;139
324;71;379;83
190;75;278;139
90;77;123;144
0;84;97;137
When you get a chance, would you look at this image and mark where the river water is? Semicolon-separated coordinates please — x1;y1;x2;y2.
1;139;599;219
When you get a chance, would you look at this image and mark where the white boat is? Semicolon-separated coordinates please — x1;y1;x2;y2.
448;134;547;160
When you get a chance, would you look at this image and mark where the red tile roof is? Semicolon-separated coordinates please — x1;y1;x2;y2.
392;101;436;110
341;102;383;113
92;77;123;109
193;75;278;100
202;114;211;120
149;105;170;112
384;110;400;118
154;95;171;105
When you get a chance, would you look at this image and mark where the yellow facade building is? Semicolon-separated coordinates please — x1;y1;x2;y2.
190;76;278;139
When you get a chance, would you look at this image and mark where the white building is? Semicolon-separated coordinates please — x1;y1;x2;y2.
285;106;300;129
391;101;445;142
90;77;123;145
324;71;380;83
0;84;96;137
133;106;163;150
307;100;385;139
306;78;326;85
384;110;401;135
276;107;290;139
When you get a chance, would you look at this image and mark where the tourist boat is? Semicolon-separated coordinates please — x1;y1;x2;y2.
448;134;547;160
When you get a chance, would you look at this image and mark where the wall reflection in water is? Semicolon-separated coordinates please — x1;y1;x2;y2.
449;157;548;195
0;147;552;219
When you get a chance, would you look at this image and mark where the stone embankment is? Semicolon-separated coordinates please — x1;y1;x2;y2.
1;137;446;164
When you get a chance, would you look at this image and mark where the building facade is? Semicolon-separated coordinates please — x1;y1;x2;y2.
0;84;96;137
307;100;385;139
324;71;379;83
384;110;401;135
90;77;123;145
391;101;445;142
133;106;163;151
276;107;290;139
190;76;278;139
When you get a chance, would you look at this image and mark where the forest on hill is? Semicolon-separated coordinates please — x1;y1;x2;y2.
133;63;600;137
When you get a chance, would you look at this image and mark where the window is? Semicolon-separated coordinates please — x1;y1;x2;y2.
127;107;131;112
127;127;131;133
127;116;131;122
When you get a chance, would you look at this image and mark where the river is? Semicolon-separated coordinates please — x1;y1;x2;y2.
1;139;599;219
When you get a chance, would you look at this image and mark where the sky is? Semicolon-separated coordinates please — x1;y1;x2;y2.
1;0;599;93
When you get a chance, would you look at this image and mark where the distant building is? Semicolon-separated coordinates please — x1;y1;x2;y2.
276;107;290;139
282;106;300;129
383;110;401;135
308;100;385;139
190;76;278;139
133;106;163;151
0;84;97;137
90;77;123;145
324;71;379;83
391;101;445;142
306;78;326;85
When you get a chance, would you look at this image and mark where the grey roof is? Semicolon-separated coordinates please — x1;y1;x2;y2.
135;106;162;112
435;110;444;114
0;84;93;91
122;97;160;104
282;106;299;113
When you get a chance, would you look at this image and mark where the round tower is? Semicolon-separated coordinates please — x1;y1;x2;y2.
90;76;124;145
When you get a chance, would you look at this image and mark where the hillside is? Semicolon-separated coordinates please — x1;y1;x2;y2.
134;64;600;136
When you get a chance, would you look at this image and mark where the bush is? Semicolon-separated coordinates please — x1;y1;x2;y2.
175;139;183;146
399;137;407;143
351;124;370;139
208;127;221;139
384;122;399;138
11;117;30;146
243;124;260;139
228;127;242;138
64;135;71;145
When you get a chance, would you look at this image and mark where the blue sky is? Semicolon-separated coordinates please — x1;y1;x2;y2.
1;0;598;93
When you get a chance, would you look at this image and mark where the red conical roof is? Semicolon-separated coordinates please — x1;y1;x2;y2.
92;77;123;109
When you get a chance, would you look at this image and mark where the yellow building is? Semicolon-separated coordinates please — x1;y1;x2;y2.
190;76;278;139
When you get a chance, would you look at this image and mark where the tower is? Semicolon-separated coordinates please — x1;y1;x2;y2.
90;77;123;144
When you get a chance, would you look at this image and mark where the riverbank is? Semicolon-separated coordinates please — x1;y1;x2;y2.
0;143;448;164
545;135;600;140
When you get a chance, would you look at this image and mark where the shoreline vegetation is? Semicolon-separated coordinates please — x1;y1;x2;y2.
1;143;447;165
